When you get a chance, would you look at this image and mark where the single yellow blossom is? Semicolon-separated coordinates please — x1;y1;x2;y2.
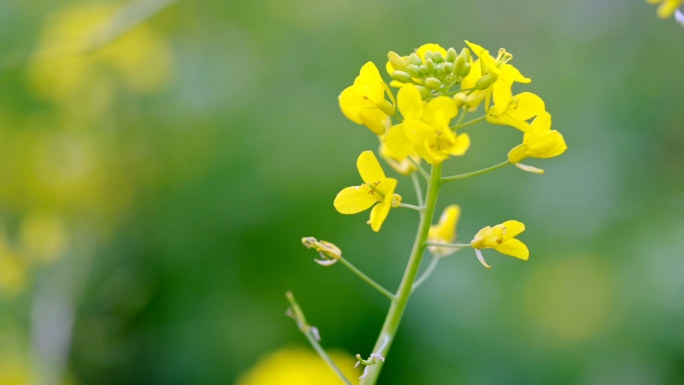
339;62;396;135
386;85;470;164
428;205;461;257
486;92;545;133
646;0;683;18
378;140;420;176
471;220;529;268
334;151;398;232
508;111;567;165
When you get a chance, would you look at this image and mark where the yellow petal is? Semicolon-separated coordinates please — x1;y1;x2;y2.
507;144;529;164
358;109;388;135
507;92;544;121
416;43;447;60
657;0;682;18
386;123;414;159
385;60;394;75
357;151;386;183
492;79;513;116
501;63;531;84
495;238;529;260
403;119;436;145
378;177;398;201
529;111;552;134
338;86;364;124
334;186;377;214
486;114;532;133
369;202;391;232
433;204;460;242
461;58;481;89
502;220;525;238
531;131;567;159
397;84;424;120
515;163;545;174
464;41;499;74
356;62;382;84
446;133;470;156
424;96;457;127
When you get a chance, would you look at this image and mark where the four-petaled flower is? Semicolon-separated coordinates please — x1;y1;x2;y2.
508;111;567;168
339;62;396;135
470;220;529;268
386;84;470;164
428;205;461;257
334;151;399;232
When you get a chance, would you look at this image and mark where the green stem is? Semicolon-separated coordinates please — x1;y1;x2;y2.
441;160;510;183
358;162;443;385
411;254;440;292
286;292;352;385
408;158;429;181
424;242;472;248
337;256;395;301
399;203;424;212
450;115;486;130
411;173;424;207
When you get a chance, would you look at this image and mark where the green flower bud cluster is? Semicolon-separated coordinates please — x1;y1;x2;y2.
388;47;472;98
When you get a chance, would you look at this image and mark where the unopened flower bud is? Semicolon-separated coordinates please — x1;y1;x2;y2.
406;64;421;78
462;62;471;76
425;77;441;90
475;73;497;90
387;51;407;72
454;55;465;76
443;62;454;74
446;47;458;62
415;85;431;99
460;47;471;64
424;51;434;62
302;237;342;266
424;58;435;73
453;92;467;108
391;71;413;83
435;63;444;76
432;51;444;63
391;194;402;208
408;53;422;65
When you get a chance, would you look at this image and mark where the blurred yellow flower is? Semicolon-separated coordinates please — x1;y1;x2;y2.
646;0;683;18
0;236;29;296
28;4;174;118
508;111;567;165
19;212;69;265
386;84;470;164
339;62;396;135
471;220;529;268
334;151;398;232
236;347;359;385
378;141;420;176
428;205;461;257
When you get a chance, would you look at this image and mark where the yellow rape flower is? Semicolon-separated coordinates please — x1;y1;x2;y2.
461;41;530;112
646;0;683;18
470;220;529;268
334;151;399;232
486;92;545;133
386;85;470;164
508;111;568;168
428;205;461;257
339;62;396;135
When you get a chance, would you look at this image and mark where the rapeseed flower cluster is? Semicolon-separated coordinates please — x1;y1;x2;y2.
336;42;566;266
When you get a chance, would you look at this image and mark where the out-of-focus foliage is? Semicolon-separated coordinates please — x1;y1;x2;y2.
0;0;683;384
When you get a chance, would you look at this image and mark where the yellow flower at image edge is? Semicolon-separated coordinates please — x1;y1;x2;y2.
334;151;398;232
236;347;360;385
428;205;461;257
471;220;529;268
508;111;567;167
646;0;683;18
339;62;396;135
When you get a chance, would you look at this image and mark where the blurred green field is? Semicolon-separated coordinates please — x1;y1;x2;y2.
1;0;683;384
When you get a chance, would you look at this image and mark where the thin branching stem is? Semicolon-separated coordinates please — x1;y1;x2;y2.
338;257;395;301
411;255;440;292
399;203;424;212
408;157;429;181
442;161;510;183
411;173;424;207
424;242;472;248
450;115;486;130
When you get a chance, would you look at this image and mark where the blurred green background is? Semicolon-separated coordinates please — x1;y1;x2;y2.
1;0;683;384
